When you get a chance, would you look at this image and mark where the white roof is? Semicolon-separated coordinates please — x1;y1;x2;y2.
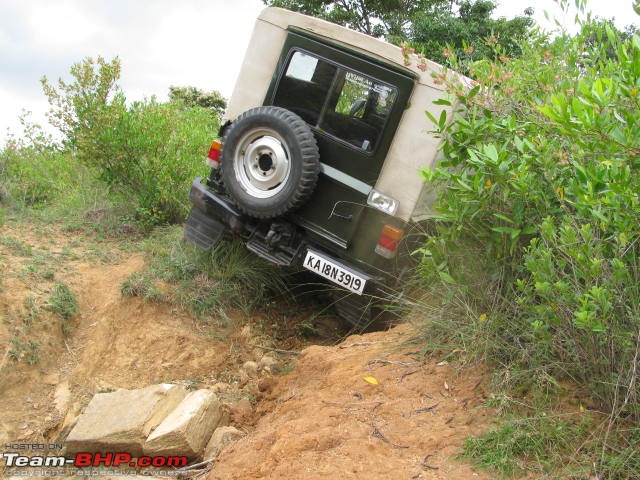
258;7;449;91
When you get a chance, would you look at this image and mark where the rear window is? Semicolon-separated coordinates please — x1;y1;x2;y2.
273;50;398;153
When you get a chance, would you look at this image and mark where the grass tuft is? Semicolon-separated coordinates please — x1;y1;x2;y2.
123;226;291;323
47;282;78;334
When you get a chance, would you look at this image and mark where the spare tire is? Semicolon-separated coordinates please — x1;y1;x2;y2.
220;106;320;219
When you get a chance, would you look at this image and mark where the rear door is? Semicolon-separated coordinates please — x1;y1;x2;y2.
265;32;414;249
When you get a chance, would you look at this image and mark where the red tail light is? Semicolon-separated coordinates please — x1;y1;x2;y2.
206;139;222;168
375;225;404;259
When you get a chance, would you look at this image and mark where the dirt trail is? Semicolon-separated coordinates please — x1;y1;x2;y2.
68;258;228;391
0;223;493;479
0;224;232;448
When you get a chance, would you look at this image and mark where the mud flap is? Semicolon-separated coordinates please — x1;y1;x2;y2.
184;207;226;250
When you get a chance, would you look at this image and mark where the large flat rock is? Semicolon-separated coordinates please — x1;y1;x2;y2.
65;384;187;456
144;389;222;460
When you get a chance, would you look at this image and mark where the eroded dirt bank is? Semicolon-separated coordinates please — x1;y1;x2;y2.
0;223;493;479
211;325;492;480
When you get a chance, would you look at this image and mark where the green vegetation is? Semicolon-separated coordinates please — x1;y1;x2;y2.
169;85;227;116
121;226;291;323
38;56;218;226
416;5;640;479
47;282;78;334
1;56;218;231
120;272;165;302
9;338;40;365
410;0;534;66
3;296;44;365
461;415;585;477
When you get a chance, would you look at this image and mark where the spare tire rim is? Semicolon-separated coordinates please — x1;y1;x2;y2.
233;127;291;198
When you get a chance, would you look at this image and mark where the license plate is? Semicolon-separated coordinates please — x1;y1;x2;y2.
303;250;366;295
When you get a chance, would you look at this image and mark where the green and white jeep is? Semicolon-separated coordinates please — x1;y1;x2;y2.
184;7;463;327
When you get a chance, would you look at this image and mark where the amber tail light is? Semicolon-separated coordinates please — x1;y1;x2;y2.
205;139;223;168
375;224;404;259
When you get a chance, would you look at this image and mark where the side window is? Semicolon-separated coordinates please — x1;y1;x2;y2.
273;50;397;153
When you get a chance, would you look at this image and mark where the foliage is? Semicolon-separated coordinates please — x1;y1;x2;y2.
0;114;73;208
460;413;613;478
0;111;132;236
419;9;640;478
411;0;535;66
461;411;640;478
264;0;534;64
85;98;218;224
40;57;221;225
120;273;165;302
264;0;451;37
41;56;122;151
169;86;227;116
47;282;78;335
9;338;40;365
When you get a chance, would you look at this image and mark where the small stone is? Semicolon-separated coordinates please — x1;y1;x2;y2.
257;377;276;393
259;356;276;369
203;426;244;460
259;356;278;373
241;361;259;378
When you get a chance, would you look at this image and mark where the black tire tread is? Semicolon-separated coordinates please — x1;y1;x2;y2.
220;106;320;219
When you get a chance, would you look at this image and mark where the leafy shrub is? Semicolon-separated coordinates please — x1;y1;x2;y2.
0;115;74;208
169;85;226;116
42;57;221;225
418;13;640;478
41;56;122;149
47;282;78;334
89;98;218;224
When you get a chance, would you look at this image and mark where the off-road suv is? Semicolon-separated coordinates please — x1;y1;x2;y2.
184;7;462;327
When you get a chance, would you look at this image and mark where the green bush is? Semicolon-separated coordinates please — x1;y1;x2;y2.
42;56;220;225
0;115;74;208
90;99;218;224
418;13;640;478
47;282;78;335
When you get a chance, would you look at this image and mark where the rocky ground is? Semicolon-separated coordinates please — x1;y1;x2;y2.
0;222;495;479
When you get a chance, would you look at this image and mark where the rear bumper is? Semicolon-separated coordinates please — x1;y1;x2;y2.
188;178;245;234
185;178;381;294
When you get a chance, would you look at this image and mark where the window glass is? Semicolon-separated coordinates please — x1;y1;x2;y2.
273;50;397;152
273;51;337;126
284;51;318;82
335;72;372;118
